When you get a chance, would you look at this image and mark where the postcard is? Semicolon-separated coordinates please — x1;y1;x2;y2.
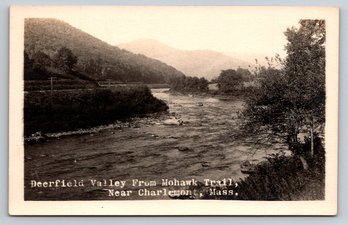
9;6;339;215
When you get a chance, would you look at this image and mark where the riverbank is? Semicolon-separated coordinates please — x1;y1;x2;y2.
168;89;246;101
24;86;168;136
25;111;173;144
197;150;325;200
25;88;239;142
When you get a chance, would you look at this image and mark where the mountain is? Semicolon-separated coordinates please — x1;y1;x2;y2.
24;19;185;83
118;39;252;80
224;52;273;68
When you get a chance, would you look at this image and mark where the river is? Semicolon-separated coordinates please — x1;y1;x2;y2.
24;89;290;200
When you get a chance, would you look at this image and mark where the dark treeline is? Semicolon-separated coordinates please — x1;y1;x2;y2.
168;68;253;95
24;46;177;91
24;86;168;136
25;47;81;79
169;75;209;92
24;47;99;91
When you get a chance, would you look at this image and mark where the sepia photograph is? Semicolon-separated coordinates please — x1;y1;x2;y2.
9;6;338;215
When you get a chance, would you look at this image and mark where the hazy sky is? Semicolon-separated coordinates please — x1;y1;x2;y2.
35;7;308;57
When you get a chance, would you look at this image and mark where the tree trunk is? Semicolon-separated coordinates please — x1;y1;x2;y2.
299;156;309;170
310;119;314;157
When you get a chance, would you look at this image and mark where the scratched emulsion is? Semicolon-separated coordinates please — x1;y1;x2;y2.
24;89;289;200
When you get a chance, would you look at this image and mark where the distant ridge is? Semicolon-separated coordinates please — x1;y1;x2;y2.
119;39;252;80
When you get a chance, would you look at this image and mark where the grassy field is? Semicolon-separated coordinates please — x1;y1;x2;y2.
24;85;168;136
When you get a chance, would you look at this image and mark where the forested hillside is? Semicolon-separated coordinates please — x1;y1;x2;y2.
24;18;185;83
119;39;251;81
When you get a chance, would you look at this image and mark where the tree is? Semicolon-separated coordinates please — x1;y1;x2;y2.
54;47;78;73
24;51;32;71
284;20;325;118
169;75;208;92
198;77;209;91
243;20;325;157
217;69;244;93
24;51;53;80
32;51;52;67
24;51;33;80
236;67;252;81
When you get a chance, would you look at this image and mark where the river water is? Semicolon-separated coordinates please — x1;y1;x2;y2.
25;89;289;200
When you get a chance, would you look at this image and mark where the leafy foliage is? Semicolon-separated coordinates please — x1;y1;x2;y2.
202;152;325;200
217;69;245;93
53;47;78;72
242;20;325;152
210;68;252;95
169;75;209;92
24;48;99;89
24;86;168;135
